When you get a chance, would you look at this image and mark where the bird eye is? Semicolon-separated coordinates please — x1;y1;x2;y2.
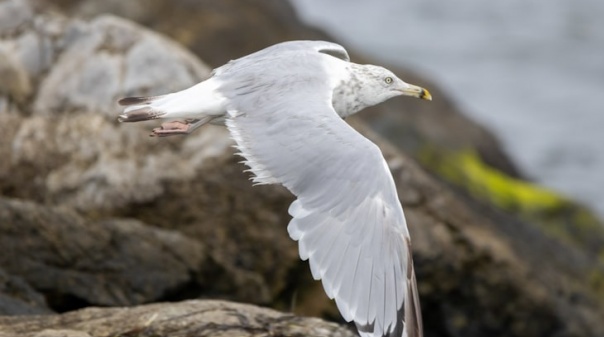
385;77;393;84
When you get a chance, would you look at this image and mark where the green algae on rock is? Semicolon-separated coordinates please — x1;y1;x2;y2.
420;147;604;254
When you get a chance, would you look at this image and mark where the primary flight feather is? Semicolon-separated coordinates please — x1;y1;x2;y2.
118;40;431;337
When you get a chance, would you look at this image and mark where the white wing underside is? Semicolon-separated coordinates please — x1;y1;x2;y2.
218;43;422;337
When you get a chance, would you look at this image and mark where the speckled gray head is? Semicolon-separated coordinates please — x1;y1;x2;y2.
332;63;431;118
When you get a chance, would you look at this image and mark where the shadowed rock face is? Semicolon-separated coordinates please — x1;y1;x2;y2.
0;1;603;337
0;268;51;315
0;197;206;311
53;0;324;68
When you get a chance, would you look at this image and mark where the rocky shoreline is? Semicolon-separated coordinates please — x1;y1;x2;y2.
1;0;603;336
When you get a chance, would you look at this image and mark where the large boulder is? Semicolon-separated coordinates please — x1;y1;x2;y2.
0;0;297;311
0;197;206;311
0;0;299;312
0;1;603;337
0;1;214;211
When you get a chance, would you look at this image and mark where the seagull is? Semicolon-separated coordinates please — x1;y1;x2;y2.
118;40;431;337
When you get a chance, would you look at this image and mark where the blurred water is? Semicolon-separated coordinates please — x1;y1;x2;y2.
292;0;604;218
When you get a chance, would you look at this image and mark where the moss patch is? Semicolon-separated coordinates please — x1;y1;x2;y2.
432;149;564;214
419;147;604;255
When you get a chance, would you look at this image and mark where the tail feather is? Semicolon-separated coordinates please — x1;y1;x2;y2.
118;106;166;122
117;79;227;126
117;95;167;123
118;95;164;106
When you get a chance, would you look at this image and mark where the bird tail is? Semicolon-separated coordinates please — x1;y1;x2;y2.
117;79;226;124
117;95;169;122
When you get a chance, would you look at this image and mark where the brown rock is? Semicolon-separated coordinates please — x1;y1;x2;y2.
55;0;326;67
0;197;206;311
31;330;91;337
0;1;216;211
0;0;298;313
0;46;31;107
0;300;357;337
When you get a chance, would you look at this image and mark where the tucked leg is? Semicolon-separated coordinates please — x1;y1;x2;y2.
151;117;212;137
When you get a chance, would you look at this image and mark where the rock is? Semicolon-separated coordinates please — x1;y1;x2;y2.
0;300;356;337
0;300;357;337
0;268;51;315
113;156;299;306
55;0;326;67
0;0;216;211
0;46;31;107
0;0;298;313
1;1;603;337
0;197;206;311
32;330;91;337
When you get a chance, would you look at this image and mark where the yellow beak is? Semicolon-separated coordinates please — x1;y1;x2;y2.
400;84;432;101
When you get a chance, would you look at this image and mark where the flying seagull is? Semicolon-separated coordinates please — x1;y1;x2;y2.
118;40;431;337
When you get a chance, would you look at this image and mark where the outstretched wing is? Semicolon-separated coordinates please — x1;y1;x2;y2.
213;41;349;78
219;52;421;337
264;40;350;61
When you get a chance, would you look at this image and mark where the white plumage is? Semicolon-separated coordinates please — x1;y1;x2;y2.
118;40;431;337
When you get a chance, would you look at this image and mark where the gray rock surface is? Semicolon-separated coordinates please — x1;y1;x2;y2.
0;0;300;313
0;0;225;212
0;268;50;315
0;300;357;337
0;197;206;311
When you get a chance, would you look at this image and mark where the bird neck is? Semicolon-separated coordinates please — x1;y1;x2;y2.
331;64;369;118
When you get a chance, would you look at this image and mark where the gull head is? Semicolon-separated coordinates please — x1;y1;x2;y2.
333;64;431;117
359;64;432;103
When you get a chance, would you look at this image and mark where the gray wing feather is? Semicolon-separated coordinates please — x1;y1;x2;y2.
219;49;421;337
212;40;349;77
262;40;350;61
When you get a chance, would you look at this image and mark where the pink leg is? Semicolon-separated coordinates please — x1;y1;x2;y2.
150;117;211;137
151;120;192;137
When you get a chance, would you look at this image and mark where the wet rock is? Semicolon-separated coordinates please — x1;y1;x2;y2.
0;300;357;337
0;197;206;311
